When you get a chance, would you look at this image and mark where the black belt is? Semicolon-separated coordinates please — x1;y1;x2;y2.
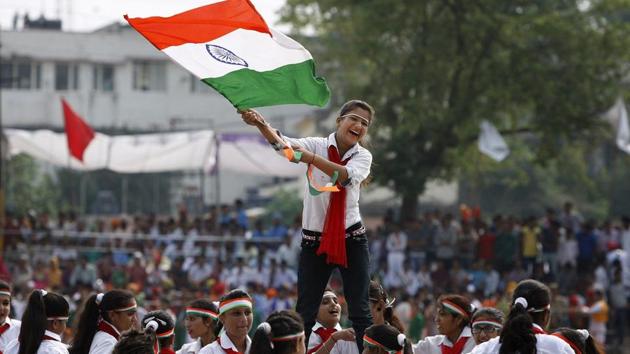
302;222;366;241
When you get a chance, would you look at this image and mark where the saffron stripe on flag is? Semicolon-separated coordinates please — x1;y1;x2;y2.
124;0;270;50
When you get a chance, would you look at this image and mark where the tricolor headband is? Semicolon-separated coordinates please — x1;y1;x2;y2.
363;335;401;354
156;328;175;338
441;300;469;319
186;307;219;320
271;331;305;342
0;291;11;297
114;304;137;312
219;298;252;315
472;320;502;329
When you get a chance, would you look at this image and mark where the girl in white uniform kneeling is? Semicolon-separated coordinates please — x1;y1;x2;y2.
469;279;574;354
178;300;220;354
200;290;253;354
250;310;305;354
0;281;21;352
69;289;137;354
4;289;69;354
412;295;476;354
142;310;176;354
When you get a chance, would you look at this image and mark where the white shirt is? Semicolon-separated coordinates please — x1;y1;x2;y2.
282;133;372;232
413;327;476;354
4;330;69;354
178;338;210;354
469;334;574;354
0;318;21;352
308;322;343;353
88;326;120;354
199;331;250;354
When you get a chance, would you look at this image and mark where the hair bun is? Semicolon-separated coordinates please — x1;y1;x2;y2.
397;333;406;347
39;289;48;297
513;297;528;309
144;320;159;333
257;322;272;335
576;329;590;341
96;293;105;305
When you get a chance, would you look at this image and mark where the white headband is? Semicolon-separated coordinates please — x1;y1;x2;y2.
0;291;11;297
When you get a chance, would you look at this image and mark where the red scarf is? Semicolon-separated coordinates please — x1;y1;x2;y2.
532;324;546;335
0;323;10;337
159;349;176;354
217;336;244;354
97;321;120;341
307;327;337;354
440;336;469;354
43;334;60;341
317;145;350;267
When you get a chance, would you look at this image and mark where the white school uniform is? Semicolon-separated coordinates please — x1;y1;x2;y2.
199;331;250;354
307;322;358;354
4;330;69;354
413;327;476;354
469;325;574;354
178;338;209;354
279;133;372;232
0;318;21;352
88;321;120;354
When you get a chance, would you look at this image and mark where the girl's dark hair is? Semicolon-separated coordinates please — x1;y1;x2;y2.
369;281;405;333
18;290;69;354
251;310;304;354
499;279;551;354
70;290;135;354
437;294;473;328
142;310;175;351
188;299;221;338
112;329;154;354
364;324;411;354
471;307;505;324
552;328;604;354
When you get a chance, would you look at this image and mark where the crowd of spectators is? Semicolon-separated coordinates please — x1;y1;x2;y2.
0;200;628;351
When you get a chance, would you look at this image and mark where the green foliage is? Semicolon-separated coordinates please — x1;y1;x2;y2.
263;189;303;224
282;0;630;219
6;154;61;215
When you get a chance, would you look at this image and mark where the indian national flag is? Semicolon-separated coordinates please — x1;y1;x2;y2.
125;0;330;110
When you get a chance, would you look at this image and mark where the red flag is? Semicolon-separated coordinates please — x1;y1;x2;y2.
61;98;95;162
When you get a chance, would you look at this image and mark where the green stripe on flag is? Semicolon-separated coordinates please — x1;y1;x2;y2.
202;59;330;110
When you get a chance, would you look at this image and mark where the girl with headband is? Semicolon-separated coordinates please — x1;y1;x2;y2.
307;290;357;354
0;281;21;352
469;279;574;354
550;328;604;354
200;290;253;354
3;289;69;354
412;295;475;354
178;300;221;354
241;100;374;351
250;310;305;354
142;311;176;354
368;281;405;334
470;308;504;345
69;289;137;354
363;324;411;354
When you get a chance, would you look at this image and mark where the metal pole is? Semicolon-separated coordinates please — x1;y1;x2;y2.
122;175;128;214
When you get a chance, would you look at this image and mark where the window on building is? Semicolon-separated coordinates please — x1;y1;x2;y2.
93;64;115;91
0;60;41;89
55;63;79;90
132;61;166;91
190;74;211;93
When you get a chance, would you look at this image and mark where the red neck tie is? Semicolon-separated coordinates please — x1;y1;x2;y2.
532;325;546;335
317;145;350;267
440;336;469;354
307;327;338;354
98;321;120;341
0;323;10;337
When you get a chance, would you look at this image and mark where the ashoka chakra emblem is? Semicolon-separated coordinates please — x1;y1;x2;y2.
206;45;248;67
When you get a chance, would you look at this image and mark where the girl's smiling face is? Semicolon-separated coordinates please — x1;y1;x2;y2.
336;107;371;148
317;291;341;328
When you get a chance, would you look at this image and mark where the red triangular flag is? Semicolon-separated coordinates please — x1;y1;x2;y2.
61;98;95;162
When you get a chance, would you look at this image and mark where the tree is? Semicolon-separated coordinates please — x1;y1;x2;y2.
282;0;630;220
6;155;61;216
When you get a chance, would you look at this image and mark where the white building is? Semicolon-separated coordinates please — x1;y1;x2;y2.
0;21;321;209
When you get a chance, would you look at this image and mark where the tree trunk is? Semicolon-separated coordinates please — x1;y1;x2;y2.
400;191;420;222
